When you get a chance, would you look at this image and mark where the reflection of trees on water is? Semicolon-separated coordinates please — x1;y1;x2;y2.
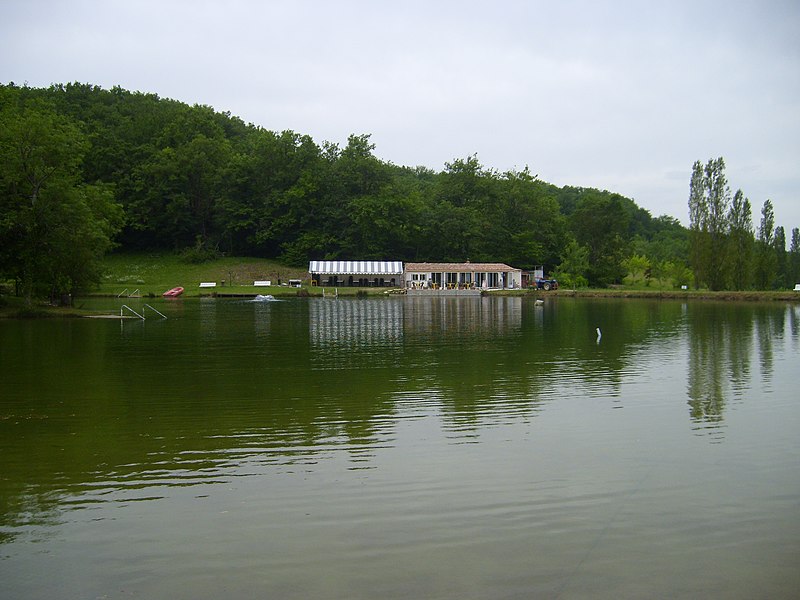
3;298;793;541
306;297;694;440
686;308;738;438
686;303;792;439
791;305;800;341
755;304;786;387
400;297;688;439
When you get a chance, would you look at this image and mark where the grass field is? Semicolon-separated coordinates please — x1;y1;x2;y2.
96;253;310;297
96;253;394;298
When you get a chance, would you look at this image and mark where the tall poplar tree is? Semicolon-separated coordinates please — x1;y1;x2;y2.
688;157;730;290
727;189;754;290
755;199;777;289
790;228;800;287
774;226;787;288
688;160;707;288
703;158;731;290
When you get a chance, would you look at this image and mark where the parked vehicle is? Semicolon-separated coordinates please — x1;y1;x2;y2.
531;277;558;291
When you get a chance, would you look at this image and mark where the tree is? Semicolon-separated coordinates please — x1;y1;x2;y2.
3;82;702;275
221;130;323;257
704;158;731;290
667;261;693;288
631;215;688;265
553;240;590;289
688;157;732;290
790;228;800;287
650;259;692;289
570;192;629;286
774;226;788;289
755;200;777;289
622;254;651;286
481;167;565;269
727;189;754;290
0;103;122;303
688;160;708;288
130;118;231;249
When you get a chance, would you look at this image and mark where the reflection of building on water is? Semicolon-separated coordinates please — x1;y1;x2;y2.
309;298;404;351
309;297;522;368
200;297;217;339
403;296;522;337
253;301;272;339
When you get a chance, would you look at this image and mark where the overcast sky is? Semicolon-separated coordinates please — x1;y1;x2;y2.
2;0;799;233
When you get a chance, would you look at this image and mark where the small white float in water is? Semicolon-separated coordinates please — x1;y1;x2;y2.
596;327;602;342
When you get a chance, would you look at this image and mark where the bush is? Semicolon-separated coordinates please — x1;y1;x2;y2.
179;243;220;264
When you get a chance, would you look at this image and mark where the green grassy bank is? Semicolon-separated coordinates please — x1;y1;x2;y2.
94;253;403;298
95;253;308;297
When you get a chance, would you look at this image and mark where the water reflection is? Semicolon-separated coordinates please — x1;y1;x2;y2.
403;296;522;338
309;298;404;369
685;303;794;440
1;297;797;551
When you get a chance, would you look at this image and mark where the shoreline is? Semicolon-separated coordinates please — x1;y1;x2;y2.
499;289;800;302
2;287;799;319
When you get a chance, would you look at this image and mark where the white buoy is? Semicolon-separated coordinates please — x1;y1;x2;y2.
596;327;602;341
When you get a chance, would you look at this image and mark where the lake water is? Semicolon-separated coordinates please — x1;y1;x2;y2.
1;296;799;599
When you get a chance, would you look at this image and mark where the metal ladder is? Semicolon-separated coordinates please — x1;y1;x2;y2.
120;304;167;320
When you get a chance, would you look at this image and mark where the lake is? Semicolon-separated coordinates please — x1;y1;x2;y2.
1;296;799;599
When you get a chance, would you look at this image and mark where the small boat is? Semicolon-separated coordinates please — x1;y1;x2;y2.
163;287;184;298
253;294;277;302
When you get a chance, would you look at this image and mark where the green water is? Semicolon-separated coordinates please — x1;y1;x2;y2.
1;296;799;599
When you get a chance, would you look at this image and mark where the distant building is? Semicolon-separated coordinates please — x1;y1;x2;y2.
404;262;522;290
308;260;403;287
521;265;546;288
309;259;524;291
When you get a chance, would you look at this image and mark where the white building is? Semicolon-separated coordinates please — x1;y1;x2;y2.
404;262;522;290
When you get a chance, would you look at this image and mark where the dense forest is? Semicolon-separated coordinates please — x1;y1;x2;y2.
1;83;797;301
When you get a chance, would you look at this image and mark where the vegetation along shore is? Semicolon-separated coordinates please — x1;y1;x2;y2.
2;253;797;321
1;83;799;311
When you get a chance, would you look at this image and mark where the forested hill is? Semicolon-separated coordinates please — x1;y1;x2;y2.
1;82;687;284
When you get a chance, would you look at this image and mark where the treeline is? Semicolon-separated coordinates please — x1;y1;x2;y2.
688;158;799;290
1;82;793;300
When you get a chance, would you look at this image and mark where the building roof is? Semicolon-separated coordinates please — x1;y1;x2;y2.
405;262;521;272
309;260;404;275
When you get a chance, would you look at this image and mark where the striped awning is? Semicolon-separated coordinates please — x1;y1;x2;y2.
309;260;404;275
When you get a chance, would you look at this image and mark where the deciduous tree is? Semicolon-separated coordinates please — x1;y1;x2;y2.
570;192;629;286
554;240;590;289
0;103;122;303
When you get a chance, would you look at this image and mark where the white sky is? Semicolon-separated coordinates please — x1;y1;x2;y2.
2;0;799;233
